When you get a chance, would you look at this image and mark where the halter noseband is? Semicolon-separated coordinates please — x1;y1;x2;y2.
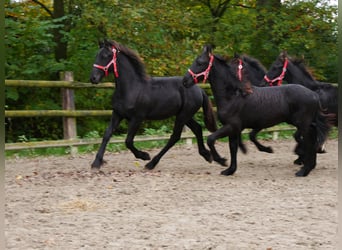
93;46;119;78
188;54;214;84
263;57;288;86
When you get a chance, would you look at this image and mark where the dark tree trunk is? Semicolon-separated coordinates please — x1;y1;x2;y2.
53;0;68;63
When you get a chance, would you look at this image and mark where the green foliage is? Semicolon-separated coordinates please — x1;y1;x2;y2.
5;0;337;143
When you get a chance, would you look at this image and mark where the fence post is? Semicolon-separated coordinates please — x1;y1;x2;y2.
60;71;78;156
183;126;192;147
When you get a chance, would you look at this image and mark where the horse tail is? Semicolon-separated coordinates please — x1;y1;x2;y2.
201;90;217;132
313;111;334;149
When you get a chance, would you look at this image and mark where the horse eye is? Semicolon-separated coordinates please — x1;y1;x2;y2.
101;51;112;59
197;59;207;66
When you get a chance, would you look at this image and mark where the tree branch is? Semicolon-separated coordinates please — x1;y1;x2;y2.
30;0;54;18
232;3;254;9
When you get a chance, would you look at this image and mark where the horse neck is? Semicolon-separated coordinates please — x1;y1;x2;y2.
246;64;265;86
115;55;149;95
209;62;238;107
286;61;317;89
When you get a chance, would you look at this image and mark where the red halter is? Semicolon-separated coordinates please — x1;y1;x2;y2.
93;46;119;78
264;58;288;86
188;54;214;84
237;59;243;82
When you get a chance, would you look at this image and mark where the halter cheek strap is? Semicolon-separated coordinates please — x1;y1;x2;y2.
93;47;119;78
237;59;243;82
264;58;288;86
188;54;214;84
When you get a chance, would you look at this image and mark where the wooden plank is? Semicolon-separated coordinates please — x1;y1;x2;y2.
5;80;115;88
5;110;113;117
5;125;297;151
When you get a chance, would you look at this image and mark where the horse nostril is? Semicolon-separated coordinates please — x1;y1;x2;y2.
90;76;97;84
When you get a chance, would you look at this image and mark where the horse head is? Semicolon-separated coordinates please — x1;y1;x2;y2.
183;44;214;88
228;57;253;95
263;51;290;86
234;54;267;87
90;39;119;84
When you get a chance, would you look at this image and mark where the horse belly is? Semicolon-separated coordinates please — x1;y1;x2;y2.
145;95;182;120
241;100;290;129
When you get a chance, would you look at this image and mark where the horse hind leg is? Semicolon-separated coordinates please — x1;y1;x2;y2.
91;112;122;169
293;130;305;165
249;128;273;153
185;118;212;163
145;118;185;170
295;126;317;177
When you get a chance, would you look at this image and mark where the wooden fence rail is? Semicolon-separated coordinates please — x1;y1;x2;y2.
5;77;295;153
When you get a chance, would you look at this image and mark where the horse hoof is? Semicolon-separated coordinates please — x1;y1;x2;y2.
293;158;303;165
214;157;227;166
145;162;156;170
317;149;327;154
220;168;235;176
137;152;151;161
265;147;274;153
202;151;213;163
295;168;310;177
91;159;103;169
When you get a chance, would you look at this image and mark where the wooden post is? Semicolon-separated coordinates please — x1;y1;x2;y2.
183;126;192;147
60;71;78;156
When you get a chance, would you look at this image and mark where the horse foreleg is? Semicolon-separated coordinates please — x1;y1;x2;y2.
207;125;235;167
185;118;212;163
126;118;150;161
249;128;273;153
221;135;239;176
91;111;122;169
145;119;184;170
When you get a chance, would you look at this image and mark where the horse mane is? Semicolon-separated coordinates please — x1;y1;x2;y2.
106;40;149;81
241;55;267;74
291;57;316;82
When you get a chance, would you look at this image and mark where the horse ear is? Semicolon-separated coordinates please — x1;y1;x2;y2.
203;44;214;56
234;52;240;58
98;39;105;48
280;50;287;60
103;38;112;47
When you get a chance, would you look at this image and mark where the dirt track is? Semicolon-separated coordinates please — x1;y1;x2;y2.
5;139;338;249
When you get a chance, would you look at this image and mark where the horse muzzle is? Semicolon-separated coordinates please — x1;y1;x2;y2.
182;75;195;88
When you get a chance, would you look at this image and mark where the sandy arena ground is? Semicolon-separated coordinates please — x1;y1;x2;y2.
5;139;338;249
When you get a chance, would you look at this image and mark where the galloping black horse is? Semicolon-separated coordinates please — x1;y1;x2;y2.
90;40;217;170
264;51;338;127
231;54;274;153
183;45;330;177
231;53;333;161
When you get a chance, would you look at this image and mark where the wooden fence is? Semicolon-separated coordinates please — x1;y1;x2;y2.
5;74;296;153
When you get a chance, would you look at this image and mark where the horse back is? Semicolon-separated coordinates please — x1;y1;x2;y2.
235;85;320;128
144;76;203;119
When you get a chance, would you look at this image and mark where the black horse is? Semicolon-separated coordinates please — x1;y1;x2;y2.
90;40;217;170
231;53;334;161
264;51;338;127
231;54;274;153
183;45;331;177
